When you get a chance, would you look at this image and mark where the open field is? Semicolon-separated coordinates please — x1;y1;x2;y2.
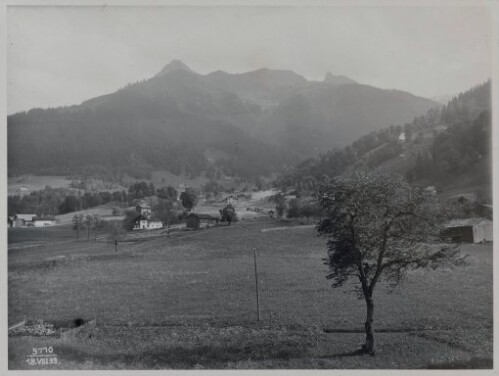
8;175;130;196
8;175;72;195
8;224;76;247
8;218;493;369
54;202;125;225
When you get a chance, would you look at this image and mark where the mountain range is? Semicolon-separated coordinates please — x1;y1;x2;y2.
8;60;439;181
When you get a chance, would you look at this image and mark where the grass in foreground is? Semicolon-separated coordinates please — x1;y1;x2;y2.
8;218;493;369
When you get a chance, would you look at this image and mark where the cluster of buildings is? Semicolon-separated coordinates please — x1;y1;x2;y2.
132;191;241;231
8;214;56;228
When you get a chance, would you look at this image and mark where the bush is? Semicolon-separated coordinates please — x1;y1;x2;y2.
112;207;124;216
122;209;138;231
220;204;238;225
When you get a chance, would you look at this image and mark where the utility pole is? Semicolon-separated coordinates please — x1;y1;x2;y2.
253;248;260;322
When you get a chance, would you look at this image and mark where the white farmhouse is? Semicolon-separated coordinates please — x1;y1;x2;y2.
224;195;239;206
132;202;163;231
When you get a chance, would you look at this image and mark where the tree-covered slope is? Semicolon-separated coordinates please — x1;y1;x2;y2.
277;81;491;199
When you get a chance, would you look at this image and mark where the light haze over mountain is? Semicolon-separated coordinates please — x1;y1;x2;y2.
8;60;439;180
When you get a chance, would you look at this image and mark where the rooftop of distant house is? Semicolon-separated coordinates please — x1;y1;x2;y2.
446;217;492;228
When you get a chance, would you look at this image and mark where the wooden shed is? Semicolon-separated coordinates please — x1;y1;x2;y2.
443;218;493;243
185;213;220;230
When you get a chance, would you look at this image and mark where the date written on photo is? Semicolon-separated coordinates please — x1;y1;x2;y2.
25;347;58;366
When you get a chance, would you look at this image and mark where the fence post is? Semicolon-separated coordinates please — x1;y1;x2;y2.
253;248;260;322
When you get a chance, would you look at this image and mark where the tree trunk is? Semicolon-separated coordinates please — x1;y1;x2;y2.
363;295;375;356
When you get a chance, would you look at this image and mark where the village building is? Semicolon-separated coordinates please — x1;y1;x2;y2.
133;215;163;230
284;188;299;199
132;202;163;230
434;124;448;133
33;216;56;227
424;186;437;195
443;218;493;243
224;195;239;206
185;213;220;230
11;214;36;227
135;203;151;217
177;184;186;201
398;132;406;142
18;186;29;197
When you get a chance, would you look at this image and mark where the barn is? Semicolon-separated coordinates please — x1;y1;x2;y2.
185;213;220;230
443;218;493;243
13;214;36;227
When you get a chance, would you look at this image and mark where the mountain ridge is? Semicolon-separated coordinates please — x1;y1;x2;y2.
8;60;439;182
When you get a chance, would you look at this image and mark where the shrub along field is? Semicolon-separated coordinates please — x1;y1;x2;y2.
8;218;492;369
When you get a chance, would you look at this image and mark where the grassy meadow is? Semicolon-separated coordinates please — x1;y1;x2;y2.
8;217;493;369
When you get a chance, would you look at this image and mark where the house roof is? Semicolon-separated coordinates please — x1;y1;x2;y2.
15;214;36;221
186;213;220;220
446;218;492;228
136;203;151;209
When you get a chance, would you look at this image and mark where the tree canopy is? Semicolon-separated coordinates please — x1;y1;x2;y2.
220;204;238;225
268;193;287;218
316;170;465;355
180;188;199;211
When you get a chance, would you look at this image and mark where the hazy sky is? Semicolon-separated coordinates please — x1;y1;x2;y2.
7;5;492;114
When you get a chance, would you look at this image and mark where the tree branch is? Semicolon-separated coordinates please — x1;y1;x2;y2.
368;220;391;294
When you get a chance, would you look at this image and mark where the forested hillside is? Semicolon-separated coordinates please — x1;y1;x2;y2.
277;81;491;199
8;96;289;182
8;60;437;182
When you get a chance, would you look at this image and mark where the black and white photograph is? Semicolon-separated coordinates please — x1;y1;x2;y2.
4;1;496;371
